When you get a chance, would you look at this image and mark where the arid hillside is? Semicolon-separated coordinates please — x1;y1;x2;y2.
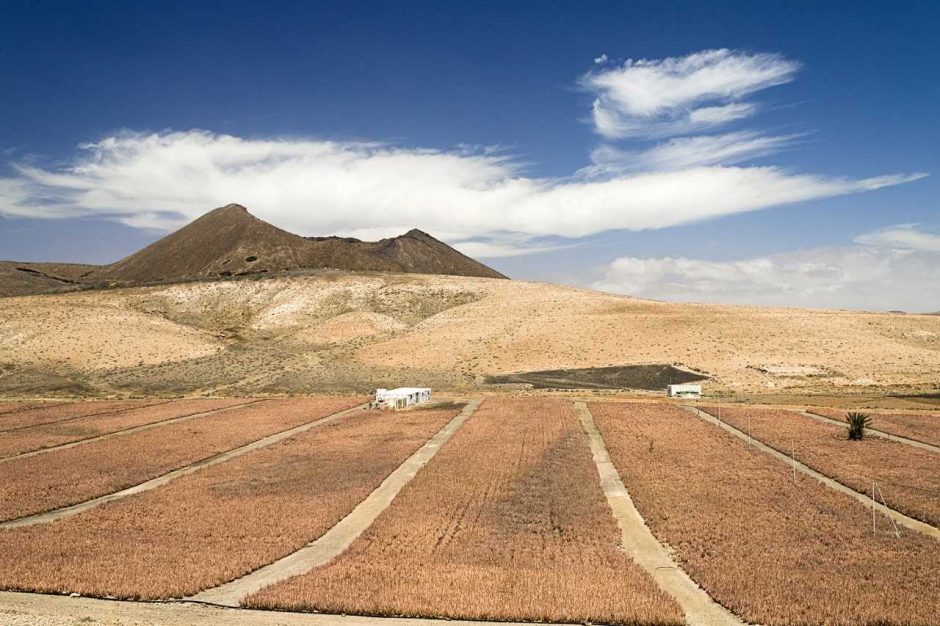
0;261;101;298
0;272;937;398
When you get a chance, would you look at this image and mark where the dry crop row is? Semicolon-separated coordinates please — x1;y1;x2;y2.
0;398;245;458
0;401;65;419
0;399;159;433
591;402;940;626
247;397;683;626
0;406;457;599
700;406;939;526
807;406;940;448
0;396;361;521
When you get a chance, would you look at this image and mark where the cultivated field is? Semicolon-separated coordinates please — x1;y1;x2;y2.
807;406;940;447
0;399;160;432
0;397;361;521
699;406;940;526
0;405;456;599
0;400;69;424
247;397;683;625
0;397;242;458
1;395;938;625
591;402;940;626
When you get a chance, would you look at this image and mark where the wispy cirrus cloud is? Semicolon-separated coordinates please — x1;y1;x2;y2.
581;49;799;139
583;131;803;176
0;130;921;245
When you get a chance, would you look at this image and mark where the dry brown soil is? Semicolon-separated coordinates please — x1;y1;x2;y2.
1;272;937;397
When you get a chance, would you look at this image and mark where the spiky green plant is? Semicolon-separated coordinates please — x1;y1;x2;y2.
846;412;872;440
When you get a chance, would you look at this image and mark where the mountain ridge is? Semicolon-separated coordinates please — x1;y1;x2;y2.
1;204;507;296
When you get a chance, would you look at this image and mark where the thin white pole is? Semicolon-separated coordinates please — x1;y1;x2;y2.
872;480;876;537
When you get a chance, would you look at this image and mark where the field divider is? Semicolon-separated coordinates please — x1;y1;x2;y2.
0;399;175;434
575;402;744;626
187;398;483;608
0;590;548;626
0;399;266;463
799;409;939;454
683;405;940;539
0;401;70;417
0;403;369;529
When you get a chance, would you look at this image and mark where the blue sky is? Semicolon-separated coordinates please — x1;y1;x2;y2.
1;0;937;310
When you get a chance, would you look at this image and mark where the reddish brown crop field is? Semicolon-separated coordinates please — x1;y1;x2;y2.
700;406;940;526
0;396;362;521
0;398;244;457
0;399;158;433
0;406;456;599
0;401;64;418
592;402;940;626
247;397;683;625
808;406;940;447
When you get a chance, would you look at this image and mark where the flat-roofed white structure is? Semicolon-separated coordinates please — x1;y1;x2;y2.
373;387;432;409
667;383;701;398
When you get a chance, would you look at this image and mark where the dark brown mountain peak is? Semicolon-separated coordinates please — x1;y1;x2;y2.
403;228;433;238
99;204;507;285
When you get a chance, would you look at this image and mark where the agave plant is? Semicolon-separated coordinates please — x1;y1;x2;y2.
846;412;872;440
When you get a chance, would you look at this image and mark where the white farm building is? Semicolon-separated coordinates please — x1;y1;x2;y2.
666;383;701;399
373;387;432;410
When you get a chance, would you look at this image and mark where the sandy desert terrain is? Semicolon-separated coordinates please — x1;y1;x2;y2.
0;271;937;398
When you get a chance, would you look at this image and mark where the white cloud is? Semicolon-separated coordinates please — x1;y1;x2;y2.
584;131;801;175
855;224;940;252
452;239;572;258
580;49;799;138
593;226;940;312
594;53;608;65
0;131;921;245
687;102;756;125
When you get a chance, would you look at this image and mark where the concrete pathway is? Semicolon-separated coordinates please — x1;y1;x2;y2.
0;590;559;626
800;410;939;454
0;399;266;463
575;402;745;626
683;405;939;539
0;404;367;529
190;398;482;607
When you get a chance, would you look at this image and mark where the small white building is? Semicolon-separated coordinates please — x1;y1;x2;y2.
667;383;701;399
373;387;432;410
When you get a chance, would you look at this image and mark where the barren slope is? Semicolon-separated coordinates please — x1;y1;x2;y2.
0;273;938;397
0;262;100;298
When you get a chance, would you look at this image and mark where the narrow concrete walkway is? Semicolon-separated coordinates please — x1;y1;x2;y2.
190;398;482;607
800;410;939;454
574;402;744;626
0;404;367;529
683;405;940;539
0;399;173;434
0;590;556;626
0;399;265;463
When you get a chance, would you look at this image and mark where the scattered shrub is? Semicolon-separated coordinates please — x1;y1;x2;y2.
846;412;872;440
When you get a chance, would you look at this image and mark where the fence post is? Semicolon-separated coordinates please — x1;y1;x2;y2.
871;480;876;537
791;439;796;482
